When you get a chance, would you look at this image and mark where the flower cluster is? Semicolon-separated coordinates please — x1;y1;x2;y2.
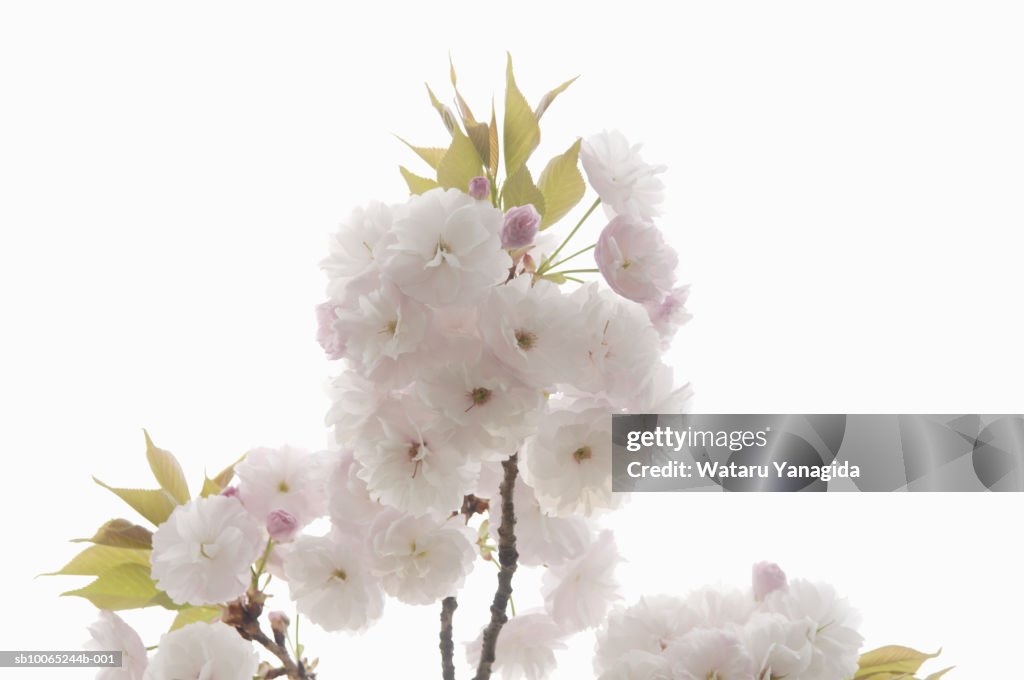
593;562;864;680
67;59;699;680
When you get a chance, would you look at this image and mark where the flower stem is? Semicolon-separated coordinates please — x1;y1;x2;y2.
551;268;598;275
540;197;601;274
251;538;275;590
544;242;596;272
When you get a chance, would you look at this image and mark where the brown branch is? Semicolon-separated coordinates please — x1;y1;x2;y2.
226;590;312;680
440;596;458;680
472;453;519;680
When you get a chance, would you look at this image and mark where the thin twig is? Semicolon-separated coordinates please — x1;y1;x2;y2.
472;453;519;680
440;596;458;680
245;626;309;679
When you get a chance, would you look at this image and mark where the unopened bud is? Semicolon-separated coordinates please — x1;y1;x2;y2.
266;509;299;542
501;204;540;249
468;176;490;200
752;561;788;601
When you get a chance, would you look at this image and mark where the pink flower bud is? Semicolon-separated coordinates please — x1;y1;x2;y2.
266;509;299;542
221;486;240;498
501;204;540;250
315;301;345;360
468;176;490;200
268;610;290;632
752;561;788;601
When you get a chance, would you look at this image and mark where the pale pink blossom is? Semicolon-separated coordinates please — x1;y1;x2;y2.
465;611;567;680
381;188;507;306
368;510;475;605
86;611;147;680
580;130;665;220
644;285;692;342
542;530;621;632
315;301;345;360
595;216;678;303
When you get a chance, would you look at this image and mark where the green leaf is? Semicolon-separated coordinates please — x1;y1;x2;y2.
212;455;243;491
143;430;190;504
199;476;221;498
93;477;177;527
426;84;456;135
170;605;221;631
45;544;150;577
501;165;545;214
72;519;153;549
396;137;446;170
536;138;585;229
61;563;165;611
503;53;541;178
465;121;491;172
535;75;579;121
400;166;441;195
436;126;483;191
923;667;955;680
856;646;941;678
488;102;499;180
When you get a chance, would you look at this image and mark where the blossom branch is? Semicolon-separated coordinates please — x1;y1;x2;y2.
225;591;312;680
472;453;519;680
440;596;458;680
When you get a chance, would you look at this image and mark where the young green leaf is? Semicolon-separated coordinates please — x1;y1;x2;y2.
199;476;221;498
426;84;457;135
170;606;221;631
436;126;483;191
535;75;579;121
396;137;447;170
44;544;150;577
92;477;177;527
856;646;941;678
502;165;546;215
400;166;441;195
72;519;153;549
488;102;499;179
503;54;541;178
143;430;190;504
60;563;165;611
212;455;244;491
537;138;585;229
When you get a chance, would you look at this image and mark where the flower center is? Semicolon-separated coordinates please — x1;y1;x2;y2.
277;481;290;493
199;543;212;559
332;568;347;581
621;258;633;269
381;319;398;336
515;329;537;351
465;386;492;412
572;446;592;463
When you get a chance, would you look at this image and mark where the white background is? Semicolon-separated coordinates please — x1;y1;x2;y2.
2;1;1022;678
